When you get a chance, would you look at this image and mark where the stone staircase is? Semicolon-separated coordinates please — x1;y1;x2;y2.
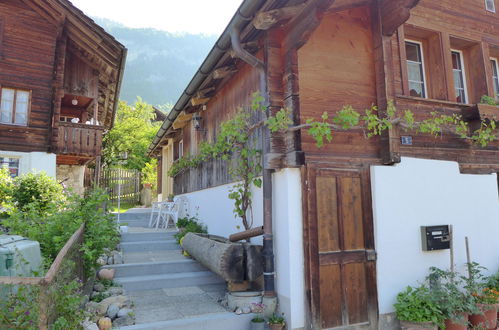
108;209;253;330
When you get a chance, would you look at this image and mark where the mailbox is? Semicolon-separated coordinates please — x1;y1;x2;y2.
420;225;450;251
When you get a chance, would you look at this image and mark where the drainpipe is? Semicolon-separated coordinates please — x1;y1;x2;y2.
230;27;276;299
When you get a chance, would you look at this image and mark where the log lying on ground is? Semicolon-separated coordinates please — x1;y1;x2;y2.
182;233;245;282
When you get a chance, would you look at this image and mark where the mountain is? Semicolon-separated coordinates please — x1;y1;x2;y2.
94;18;218;107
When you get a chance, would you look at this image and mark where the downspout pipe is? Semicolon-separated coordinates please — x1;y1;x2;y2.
230;27;276;298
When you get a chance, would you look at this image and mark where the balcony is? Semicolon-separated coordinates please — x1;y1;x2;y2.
55;122;105;157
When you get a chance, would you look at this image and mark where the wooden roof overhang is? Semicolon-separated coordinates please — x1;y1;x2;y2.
21;0;127;130
146;0;420;157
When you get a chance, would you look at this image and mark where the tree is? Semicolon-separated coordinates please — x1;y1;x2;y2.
102;98;161;171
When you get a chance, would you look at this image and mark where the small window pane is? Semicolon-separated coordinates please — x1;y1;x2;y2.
491;59;499;98
486;0;496;12
409;82;424;98
406;43;421;62
407;62;423;81
452;51;467;104
0;157;19;178
1;89;14;122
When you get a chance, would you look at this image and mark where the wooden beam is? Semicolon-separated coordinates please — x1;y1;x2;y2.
190;97;210;107
380;0;420;36
195;87;215;98
212;66;237;80
253;4;307;30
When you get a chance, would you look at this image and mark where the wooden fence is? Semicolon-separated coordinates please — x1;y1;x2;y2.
85;167;141;205
0;224;85;329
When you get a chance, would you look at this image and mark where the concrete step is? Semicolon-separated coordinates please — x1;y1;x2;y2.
120;240;179;253
121;231;177;242
119;312;253;330
116;271;225;292
103;259;207;277
115;212;153;222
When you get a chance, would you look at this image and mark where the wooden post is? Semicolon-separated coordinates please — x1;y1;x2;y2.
93;101;99;125
465;236;472;279
449;225;454;274
94;156;101;188
38;281;49;330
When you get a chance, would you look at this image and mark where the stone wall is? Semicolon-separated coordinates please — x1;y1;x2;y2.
56;165;85;195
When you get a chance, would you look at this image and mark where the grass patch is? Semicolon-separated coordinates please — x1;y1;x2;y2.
109;202;139;213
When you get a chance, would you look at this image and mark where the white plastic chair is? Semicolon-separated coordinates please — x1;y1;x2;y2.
162;196;189;228
155;202;173;229
149;201;171;228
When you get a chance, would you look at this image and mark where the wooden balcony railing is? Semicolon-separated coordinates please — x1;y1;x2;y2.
56;122;105;157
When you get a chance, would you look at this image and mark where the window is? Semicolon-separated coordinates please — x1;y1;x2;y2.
405;41;427;98
0;157;20;177
0;88;30;125
178;140;184;159
486;0;496;12
491;58;499;99
451;50;468;104
60;116;77;123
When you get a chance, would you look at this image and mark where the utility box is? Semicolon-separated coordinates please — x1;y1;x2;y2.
420;225;451;251
0;235;42;277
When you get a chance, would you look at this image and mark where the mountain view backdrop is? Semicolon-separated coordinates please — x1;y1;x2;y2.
94;18;218;108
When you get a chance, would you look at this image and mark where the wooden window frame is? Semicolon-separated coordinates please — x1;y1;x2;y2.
486;0;496;12
0;19;4;59
405;39;428;99
491;57;499;99
451;50;469;104
0;87;32;126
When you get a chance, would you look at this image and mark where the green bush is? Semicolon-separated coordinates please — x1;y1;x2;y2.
174;216;207;244
394;285;444;327
3;189;119;275
10;172;64;214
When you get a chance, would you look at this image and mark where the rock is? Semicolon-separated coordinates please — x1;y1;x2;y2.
242;307;251;314
113;315;134;327
97;295;130;316
106;287;124;296
235;308;242;315
97;317;112;330
112;251;123;264
97;257;107;266
106;303;120;320
98;268;115;280
82;319;99;330
93;283;105;292
117;308;133;318
86;301;101;316
107;256;114;265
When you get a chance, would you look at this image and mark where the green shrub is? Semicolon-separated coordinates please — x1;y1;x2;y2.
174;216;207;244
394;285;444;327
11;172;64;214
3;189;119;275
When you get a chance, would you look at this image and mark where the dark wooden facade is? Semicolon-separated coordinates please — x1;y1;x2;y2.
149;0;499;328
0;0;126;165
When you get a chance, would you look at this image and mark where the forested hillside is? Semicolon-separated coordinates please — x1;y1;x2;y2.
94;18;217;107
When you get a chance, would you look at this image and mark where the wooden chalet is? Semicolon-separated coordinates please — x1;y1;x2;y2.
148;0;499;329
0;0;126;192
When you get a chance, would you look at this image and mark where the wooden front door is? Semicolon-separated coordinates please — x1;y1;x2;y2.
304;166;378;329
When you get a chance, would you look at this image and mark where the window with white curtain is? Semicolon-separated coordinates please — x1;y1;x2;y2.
0;88;30;125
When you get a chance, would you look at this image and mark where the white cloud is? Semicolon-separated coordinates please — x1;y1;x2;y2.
70;0;243;35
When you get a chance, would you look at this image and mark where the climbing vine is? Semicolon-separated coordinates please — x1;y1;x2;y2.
169;93;498;230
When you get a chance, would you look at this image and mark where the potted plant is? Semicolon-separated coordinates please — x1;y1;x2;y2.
167;193;175;202
268;313;285;330
464;263;499;330
427;267;476;330
485;271;499;321
250;302;265;330
394;285;443;330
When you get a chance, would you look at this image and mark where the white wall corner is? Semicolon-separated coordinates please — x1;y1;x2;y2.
371;157;499;314
273;168;305;329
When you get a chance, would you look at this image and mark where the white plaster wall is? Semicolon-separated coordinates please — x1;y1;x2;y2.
371;157;499;314
272;168;305;330
56;165;85;195
177;180;263;244
0;151;56;177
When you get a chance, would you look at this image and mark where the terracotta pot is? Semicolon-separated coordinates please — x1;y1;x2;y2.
268;324;285;330
400;320;438;330
143;183;152;189
469;304;498;330
443;313;468;330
